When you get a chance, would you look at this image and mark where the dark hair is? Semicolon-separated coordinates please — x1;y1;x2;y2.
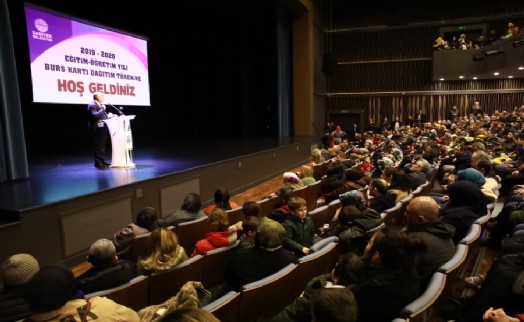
310;287;358;322
181;193;201;212
214;188;232;210
242;216;260;233
135;207;158;231
242;201;261;217
389;171;411;192
333;252;364;285
476;159;492;174
277;186;294;201
366;227;426;270
338;206;361;225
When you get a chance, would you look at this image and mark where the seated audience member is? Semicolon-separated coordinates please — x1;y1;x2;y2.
268;186;294;223
440;180;486;244
310;287;358;322
269;252;362;322
282;196;319;257
351;227;426;322
368;178;397;213
0;253;39;322
320;163;346;195
407;157;430;190
456;167;498;203
24;264;140;321
203;188;240;215
474;159;501;200
405;196;456;289
323;169;367;205
76;238;138;294
326;190;383;254
282;171;304;191
444;252;524;322
300;165;317;186
138;227;188;273
383;167;411;202
112;206;159;254
242;201;262;218
238;216;260;249
212;217;296;300
164;193;206;226
191;208;242;257
156;307;221;322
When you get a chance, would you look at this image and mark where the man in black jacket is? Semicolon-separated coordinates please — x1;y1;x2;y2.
405;196;456;290
76;238;139;294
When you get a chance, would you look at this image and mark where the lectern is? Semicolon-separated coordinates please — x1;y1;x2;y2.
103;115;136;168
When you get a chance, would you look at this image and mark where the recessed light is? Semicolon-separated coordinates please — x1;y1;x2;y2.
494;72;500;76
459;76;464;79
439;78;445;81
473;77;478;80
509;76;514;78
519;67;524;70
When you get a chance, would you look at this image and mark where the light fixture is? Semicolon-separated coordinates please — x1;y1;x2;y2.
519;67;524;70
473;77;478;80
459;76;464;79
494;72;500;76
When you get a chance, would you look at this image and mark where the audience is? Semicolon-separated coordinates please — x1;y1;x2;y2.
242;200;262;218
440;180;487;244
138;227;188;273
164;193;206;226
282;196;319;257
212;217;296;300
77;238;138;294
24;264;140;321
238;215;260;249
351;227;426;322
268;186;294;223
299;165;317;186
203;188;239;215
367;177;397;213
112;206;159;254
191;208;242;256
405;196;456;289
0;253;39;322
269;252;362;322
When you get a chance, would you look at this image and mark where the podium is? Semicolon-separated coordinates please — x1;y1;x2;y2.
103;115;136;168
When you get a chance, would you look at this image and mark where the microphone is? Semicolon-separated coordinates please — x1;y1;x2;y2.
106;103;124;116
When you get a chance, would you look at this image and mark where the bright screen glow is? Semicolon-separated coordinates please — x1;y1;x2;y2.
24;4;150;106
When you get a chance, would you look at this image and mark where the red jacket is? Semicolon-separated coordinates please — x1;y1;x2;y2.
191;229;238;256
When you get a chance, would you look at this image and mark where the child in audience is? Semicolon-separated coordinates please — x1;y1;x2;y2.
242;201;262;218
191;208;242;256
282;196;319;257
238;216;260;249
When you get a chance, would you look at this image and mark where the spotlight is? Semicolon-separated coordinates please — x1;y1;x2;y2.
513;39;524;47
484;49;505;56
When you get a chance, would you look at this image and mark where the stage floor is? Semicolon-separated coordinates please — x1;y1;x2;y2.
0;137;314;214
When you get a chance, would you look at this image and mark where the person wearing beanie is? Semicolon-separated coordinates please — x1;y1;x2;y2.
76;238;139;294
0;253;39;322
24;264;140;321
281;171;304;191
210;217;295;300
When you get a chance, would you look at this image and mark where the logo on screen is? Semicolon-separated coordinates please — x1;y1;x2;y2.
32;18;52;42
34;18;48;33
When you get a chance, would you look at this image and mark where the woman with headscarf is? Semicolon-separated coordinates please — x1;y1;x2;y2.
456;167;497;203
440;180;487;244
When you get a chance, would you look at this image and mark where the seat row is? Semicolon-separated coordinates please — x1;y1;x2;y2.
85;236;341;321
396;223;484;322
202;236;341;322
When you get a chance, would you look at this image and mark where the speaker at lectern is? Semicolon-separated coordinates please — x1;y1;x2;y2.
103;115;136;168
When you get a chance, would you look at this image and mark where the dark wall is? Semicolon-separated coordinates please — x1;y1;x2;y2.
6;0;281;157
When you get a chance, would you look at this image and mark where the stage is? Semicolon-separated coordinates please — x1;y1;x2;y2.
0;136;316;265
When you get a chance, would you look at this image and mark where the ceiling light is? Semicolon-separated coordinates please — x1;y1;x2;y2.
494;72;500;76
484;49;505;56
473;77;478;80
459;76;464;79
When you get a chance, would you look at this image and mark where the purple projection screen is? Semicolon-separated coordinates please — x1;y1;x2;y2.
24;4;150;106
